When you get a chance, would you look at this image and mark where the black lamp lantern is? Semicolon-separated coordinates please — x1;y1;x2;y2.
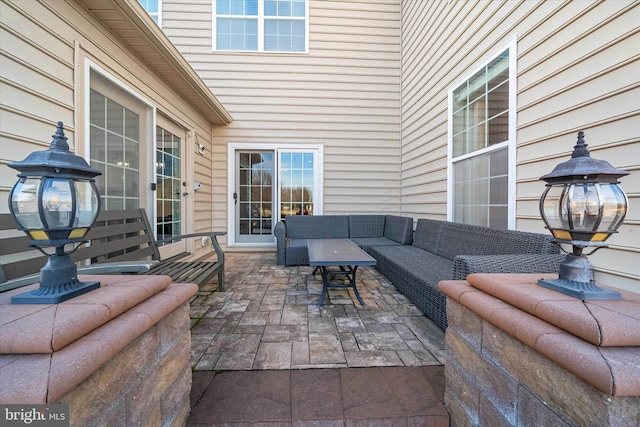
8;122;102;304
538;131;629;300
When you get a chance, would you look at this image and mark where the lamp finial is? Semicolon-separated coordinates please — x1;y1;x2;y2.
50;121;70;152
571;131;590;159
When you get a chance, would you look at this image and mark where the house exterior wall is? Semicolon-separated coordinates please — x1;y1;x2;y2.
0;0;221;257
161;0;403;234
401;0;639;291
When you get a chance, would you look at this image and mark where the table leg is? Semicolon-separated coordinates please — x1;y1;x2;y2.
317;266;330;306
315;265;365;307
350;266;365;306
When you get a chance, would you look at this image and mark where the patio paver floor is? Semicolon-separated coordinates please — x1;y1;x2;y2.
188;252;448;426
190;252;446;371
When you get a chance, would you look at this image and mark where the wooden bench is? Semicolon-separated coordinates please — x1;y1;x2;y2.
0;208;225;292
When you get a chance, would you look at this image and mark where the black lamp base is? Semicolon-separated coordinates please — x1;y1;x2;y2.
537;277;621;300
11;251;100;304
537;252;621;300
11;280;100;304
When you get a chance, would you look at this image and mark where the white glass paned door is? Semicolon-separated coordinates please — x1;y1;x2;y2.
230;145;321;245
235;150;274;244
279;151;314;218
90;89;140;211
156;126;182;240
155;118;187;259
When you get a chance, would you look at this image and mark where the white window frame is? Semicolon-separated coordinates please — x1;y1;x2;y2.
227;143;323;246
212;0;309;53
138;0;162;27
447;37;517;229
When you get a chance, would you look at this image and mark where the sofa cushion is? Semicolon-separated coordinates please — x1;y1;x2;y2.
370;245;454;291
349;215;385;238
285;215;349;239
351;237;402;253
383;215;414;245
412;219;443;253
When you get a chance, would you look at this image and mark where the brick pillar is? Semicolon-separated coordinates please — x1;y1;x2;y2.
0;275;198;426
439;273;640;427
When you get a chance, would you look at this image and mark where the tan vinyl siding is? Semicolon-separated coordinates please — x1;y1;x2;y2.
401;0;639;290
0;0;76;205
162;0;402;228
0;0;220;256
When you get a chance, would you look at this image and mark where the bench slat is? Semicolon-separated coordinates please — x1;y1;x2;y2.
146;260;223;285
72;235;157;262
0;235;33;256
85;221;149;241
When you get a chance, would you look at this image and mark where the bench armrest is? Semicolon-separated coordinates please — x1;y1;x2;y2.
452;254;566;280
156;232;226;261
78;260;159;275
0;275;41;292
0;261;160;293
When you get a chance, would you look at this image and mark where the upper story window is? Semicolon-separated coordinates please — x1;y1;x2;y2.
214;0;307;52
448;42;516;229
138;0;161;25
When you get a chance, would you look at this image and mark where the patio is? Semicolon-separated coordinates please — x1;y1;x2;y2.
187;252;448;426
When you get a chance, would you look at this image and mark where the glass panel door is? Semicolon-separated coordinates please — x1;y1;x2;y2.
279;151;315;219
156;118;186;258
235;150;274;243
90;89;141;211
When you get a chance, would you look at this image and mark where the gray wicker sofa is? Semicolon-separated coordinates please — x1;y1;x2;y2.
274;214;413;266
370;219;565;330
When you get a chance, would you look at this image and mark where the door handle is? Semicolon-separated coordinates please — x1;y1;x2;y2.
233;192;238;205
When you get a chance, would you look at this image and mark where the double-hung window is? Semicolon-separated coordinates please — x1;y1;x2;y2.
214;0;307;52
449;42;516;229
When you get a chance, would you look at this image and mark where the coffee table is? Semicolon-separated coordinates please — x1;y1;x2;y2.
307;239;377;306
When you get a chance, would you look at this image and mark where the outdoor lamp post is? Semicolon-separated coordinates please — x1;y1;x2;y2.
8;121;103;304
538;131;629;300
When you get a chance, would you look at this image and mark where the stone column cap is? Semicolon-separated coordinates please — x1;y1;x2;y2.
467;273;640;347
1;274;172;353
439;274;640;397
0;276;198;403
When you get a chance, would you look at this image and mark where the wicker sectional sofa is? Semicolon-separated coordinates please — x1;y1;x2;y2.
275;215;564;330
370;219;565;330
274;214;414;266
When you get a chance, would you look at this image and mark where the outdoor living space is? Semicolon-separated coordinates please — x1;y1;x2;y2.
188;252;448;426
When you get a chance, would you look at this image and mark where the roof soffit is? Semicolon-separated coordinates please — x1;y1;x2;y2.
75;0;232;125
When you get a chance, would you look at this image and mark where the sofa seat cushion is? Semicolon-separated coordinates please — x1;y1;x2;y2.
370;245;454;289
351;237;402;253
371;245;453;329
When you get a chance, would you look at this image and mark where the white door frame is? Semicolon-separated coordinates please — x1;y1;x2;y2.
227;142;324;247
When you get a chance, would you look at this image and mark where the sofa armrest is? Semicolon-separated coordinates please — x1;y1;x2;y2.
274;221;287;265
453;254;566;280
